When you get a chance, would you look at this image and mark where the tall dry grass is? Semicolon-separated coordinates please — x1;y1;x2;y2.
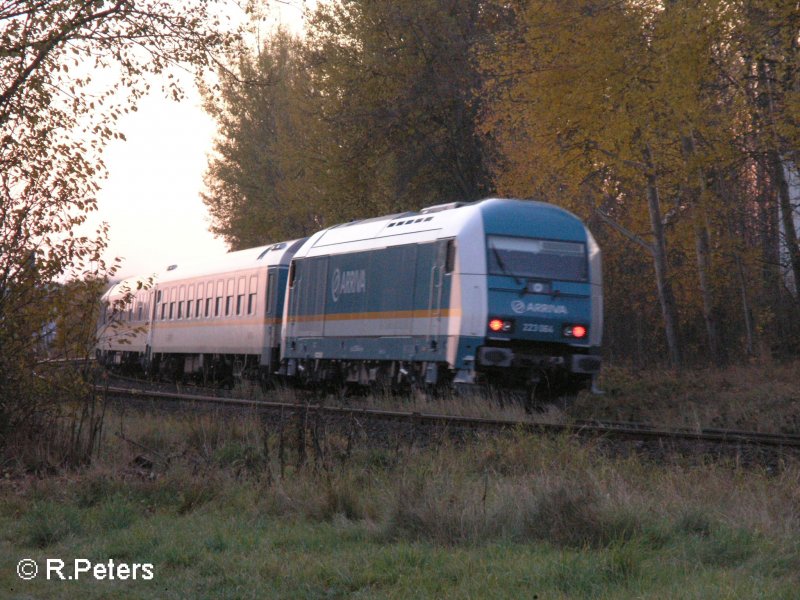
13;404;797;552
572;360;800;433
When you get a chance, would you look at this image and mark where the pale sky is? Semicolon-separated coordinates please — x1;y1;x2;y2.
93;84;225;279
91;1;307;280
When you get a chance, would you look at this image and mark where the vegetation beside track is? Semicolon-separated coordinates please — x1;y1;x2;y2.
2;405;799;599
571;359;800;434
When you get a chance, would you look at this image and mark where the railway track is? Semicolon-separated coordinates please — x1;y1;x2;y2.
99;384;800;452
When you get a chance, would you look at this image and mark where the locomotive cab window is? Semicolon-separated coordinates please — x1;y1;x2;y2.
445;239;456;273
487;236;588;282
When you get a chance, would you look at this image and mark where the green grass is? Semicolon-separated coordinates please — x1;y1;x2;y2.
2;504;798;599
2;399;800;598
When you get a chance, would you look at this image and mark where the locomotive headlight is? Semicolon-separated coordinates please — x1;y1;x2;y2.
488;318;514;333
563;324;588;339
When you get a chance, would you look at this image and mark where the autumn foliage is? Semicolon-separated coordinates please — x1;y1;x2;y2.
204;0;800;367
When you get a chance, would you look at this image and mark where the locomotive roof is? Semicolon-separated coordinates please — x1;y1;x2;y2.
295;198;587;258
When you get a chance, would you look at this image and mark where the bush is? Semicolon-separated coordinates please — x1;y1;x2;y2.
22;502;83;548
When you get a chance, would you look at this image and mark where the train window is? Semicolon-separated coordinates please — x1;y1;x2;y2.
169;302;174;319
445;239;456;273
215;297;221;317
196;299;202;318
236;294;243;316
205;298;211;318
178;301;183;319
186;300;193;318
161;304;166;320
225;296;232;316
288;262;296;288
487;236;588;282
156;290;162;303
266;272;276;314
137;305;143;321
248;292;256;315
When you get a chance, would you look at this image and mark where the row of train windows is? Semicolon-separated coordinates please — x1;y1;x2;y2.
104;302;147;323
158;293;257;321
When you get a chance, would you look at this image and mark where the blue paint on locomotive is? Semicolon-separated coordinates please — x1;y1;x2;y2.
481;200;588;241
283;198;601;386
478;200;595;350
284;239;452;362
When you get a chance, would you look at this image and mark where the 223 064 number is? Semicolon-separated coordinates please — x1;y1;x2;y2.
522;323;554;333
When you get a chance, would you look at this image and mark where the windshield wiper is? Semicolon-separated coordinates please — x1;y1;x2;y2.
490;243;524;289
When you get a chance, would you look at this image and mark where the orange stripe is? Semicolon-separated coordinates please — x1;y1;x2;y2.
288;308;460;323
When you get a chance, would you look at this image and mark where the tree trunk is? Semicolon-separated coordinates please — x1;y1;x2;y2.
682;134;723;366
643;144;682;369
693;222;723;365
758;161;782;299
772;150;800;298
734;253;755;356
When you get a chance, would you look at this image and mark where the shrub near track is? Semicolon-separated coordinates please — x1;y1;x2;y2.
1;407;799;598
570;360;800;433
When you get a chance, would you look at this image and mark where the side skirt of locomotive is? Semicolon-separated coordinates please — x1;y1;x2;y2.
278;337;600;397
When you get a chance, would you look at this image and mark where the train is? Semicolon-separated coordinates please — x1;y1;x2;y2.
97;198;602;396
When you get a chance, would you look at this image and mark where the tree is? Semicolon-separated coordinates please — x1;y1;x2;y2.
202;29;320;248
203;0;499;246
482;0;800;365
483;0;688;367
305;0;496;218
0;0;233;468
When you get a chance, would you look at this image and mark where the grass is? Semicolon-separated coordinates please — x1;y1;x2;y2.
2;493;798;599
570;359;800;433
223;359;800;436
2;399;800;598
3;361;800;598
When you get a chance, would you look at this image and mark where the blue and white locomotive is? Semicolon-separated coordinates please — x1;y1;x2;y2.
281;198;602;394
97;198;602;395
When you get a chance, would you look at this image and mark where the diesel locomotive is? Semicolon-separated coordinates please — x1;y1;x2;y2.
97;198;602;394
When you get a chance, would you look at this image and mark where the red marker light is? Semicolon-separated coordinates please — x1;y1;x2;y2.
489;319;504;332
572;325;587;338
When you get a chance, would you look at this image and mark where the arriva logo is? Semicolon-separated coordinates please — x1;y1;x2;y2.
511;300;568;315
331;268;366;302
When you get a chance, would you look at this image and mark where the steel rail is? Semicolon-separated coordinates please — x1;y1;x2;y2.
100;385;800;450
573;419;800;444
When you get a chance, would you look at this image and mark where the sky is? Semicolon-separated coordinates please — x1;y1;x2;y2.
92;84;225;279
91;1;307;280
